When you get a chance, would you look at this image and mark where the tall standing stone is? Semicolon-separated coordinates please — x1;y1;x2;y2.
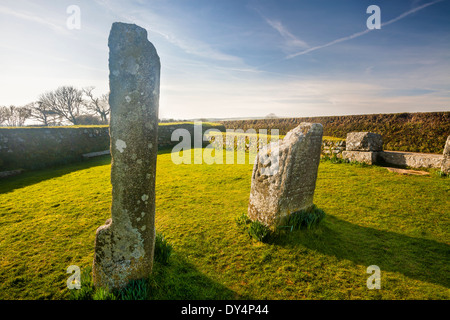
248;123;323;229
93;22;160;290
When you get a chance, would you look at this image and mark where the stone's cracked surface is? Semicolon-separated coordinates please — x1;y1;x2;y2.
346;132;383;152
248;123;323;229
343;132;383;165
92;22;160;290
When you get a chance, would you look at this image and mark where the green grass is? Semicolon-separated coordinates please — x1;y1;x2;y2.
0;148;449;300
322;136;345;141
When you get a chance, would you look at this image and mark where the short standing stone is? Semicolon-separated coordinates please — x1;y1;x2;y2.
441;135;450;174
92;22;160;290
346;132;383;152
248;123;323;229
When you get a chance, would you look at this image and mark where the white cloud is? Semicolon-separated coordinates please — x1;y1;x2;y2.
263;17;309;49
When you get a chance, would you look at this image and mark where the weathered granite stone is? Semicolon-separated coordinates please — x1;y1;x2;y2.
92;22;160;290
379;151;442;169
248;123;323;229
443;136;450;157
346;132;383;152
441;136;450;174
342;150;379;165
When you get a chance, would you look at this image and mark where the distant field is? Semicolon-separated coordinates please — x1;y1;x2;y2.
221;112;450;153
0;148;448;300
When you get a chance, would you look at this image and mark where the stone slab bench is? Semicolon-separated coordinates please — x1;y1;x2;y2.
82;150;111;159
343;150;443;168
378;150;443;169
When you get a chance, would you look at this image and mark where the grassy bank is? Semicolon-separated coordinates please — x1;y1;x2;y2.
221;112;450;153
0;149;448;299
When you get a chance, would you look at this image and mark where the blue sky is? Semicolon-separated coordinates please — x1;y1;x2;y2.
0;0;449;119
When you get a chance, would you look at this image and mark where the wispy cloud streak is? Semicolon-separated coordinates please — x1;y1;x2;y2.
94;0;243;63
286;0;444;59
0;5;69;35
264;17;309;49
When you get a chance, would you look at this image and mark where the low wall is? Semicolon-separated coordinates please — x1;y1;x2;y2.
206;133;346;160
0;123;225;171
0;127;110;171
378;151;443;169
321;139;346;157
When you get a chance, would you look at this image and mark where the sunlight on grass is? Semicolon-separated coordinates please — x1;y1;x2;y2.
0;149;448;300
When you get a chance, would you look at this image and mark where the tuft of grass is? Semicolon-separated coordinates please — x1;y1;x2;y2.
321;154;346;164
237;206;325;243
236;213;273;242
235;212;251;229
281;205;326;231
92;287;117;300
248;220;271;242
154;232;173;265
433;170;448;178
117;279;149;300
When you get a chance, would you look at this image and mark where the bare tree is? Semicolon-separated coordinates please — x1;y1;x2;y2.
0;105;31;127
83;87;110;124
38;86;84;125
0;106;8;126
28;101;61;126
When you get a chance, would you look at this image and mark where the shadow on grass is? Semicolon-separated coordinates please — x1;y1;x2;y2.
0;155;112;195
274;215;450;289
0;148;176;195
149;254;241;300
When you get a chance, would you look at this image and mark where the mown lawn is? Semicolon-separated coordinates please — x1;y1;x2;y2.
0;148;449;300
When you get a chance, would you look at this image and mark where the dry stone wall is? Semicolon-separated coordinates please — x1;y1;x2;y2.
321;139;346;157
0;127;110;171
0;123;224;171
